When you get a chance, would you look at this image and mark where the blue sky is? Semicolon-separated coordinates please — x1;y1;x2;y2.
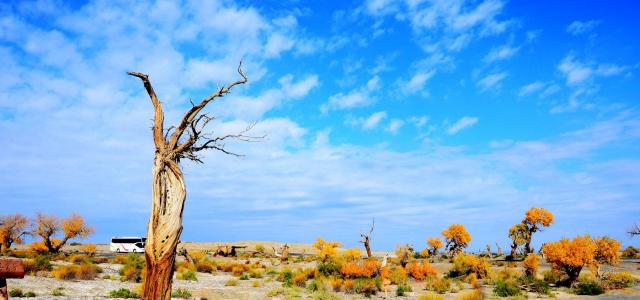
1;0;639;252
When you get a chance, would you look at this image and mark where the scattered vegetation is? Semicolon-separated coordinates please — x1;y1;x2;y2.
171;288;192;299
108;288;138;298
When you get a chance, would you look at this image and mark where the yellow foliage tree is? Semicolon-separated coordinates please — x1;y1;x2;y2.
0;213;29;252
32;213;94;253
343;248;362;261
523;253;539;277
522;207;554;253
442;224;471;256
313;238;342;262
542;235;620;285
508;223;529;258
81;244;98;256
427;237;444;256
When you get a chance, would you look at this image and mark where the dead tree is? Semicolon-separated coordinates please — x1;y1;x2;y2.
629;224;640;236
359;219;375;258
178;247;194;265
273;244;290;264
128;62;260;300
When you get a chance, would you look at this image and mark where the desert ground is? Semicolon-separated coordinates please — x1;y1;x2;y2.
4;241;640;300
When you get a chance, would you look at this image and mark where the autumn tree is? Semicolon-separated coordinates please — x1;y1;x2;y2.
0;213;29;252
508;223;529;258
31;213;94;253
542;235;620;286
442;224;471;256
313;238;342;262
359;219;374;258
128;63;260;299
522;207;554;253
426;237;443;256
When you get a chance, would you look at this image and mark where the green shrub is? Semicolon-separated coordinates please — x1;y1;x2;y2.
118;253;145;282
353;278;379;296
172;288;192;299
601;271;637;289
425;277;451;294
52;287;65;296
24;291;36;297
493;280;521;297
542;269;562;285
225;278;239;286
266;287;285;297
176;268;198;281
280;269;293;287
9;289;23;297
575;280;604;295
108;288;138;298
317;261;341;277
447;253;490;279
526;278;551;295
239;274;250;280
396;283;412;296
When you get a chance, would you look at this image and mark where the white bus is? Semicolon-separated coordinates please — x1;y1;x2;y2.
110;237;146;253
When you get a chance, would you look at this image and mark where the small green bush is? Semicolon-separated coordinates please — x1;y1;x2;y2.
9;289;23;297
542;269;562;285
225;278;239;286
602;271;637;289
280;269;293;287
493;280;521;297
108;288;138;298
172;288;192;299
425;277;451;294
396;283;412;296
353;278;379;296
317;261;340;277
176;269;197;281
239;274;250;280
526;278;551;295
575;280;604;295
52;287;65;296
24;291;36;297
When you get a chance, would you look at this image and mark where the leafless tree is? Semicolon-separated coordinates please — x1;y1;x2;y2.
359;219;374;258
128;62;261;299
629;224;640;236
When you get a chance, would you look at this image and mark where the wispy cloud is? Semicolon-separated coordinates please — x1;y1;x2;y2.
477;71;507;90
483;44;519;63
386;118;405;134
321;76;380;113
447;116;479;135
566;20;601;35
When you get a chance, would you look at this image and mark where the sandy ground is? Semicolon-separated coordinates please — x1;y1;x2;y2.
6;242;640;299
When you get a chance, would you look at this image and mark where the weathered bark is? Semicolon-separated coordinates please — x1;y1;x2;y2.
128;63;254;300
359;219;374;258
363;237;372;258
142;156;185;300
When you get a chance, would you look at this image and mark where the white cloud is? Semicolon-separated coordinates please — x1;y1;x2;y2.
222;74;319;119
447;116;478;135
409;116;429;128
477;71;507;90
558;55;629;86
321;76;380;113
566;20;600;35
518;81;545;97
363;111;388;129
558;55;593;85
386;119;405;134
400;70;435;94
483;45;519;63
265;33;296;58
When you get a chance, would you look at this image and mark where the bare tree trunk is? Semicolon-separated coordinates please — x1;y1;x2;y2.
363;239;372;258
128;63;255;300
142;156;185;299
